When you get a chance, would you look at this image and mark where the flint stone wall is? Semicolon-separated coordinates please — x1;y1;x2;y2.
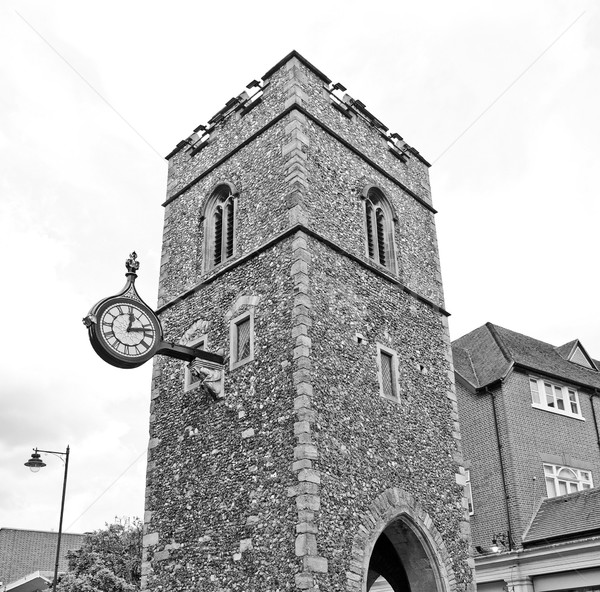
143;51;472;592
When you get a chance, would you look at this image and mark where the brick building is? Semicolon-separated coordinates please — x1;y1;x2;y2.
452;323;600;592
0;528;84;590
142;51;473;591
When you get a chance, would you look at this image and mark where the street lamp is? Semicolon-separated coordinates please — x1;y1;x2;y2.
24;446;70;592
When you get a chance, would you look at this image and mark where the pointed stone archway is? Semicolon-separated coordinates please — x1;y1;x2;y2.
347;488;457;592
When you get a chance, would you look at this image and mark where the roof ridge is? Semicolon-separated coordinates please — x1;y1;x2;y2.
463;346;480;386
485;322;513;363
522;495;547;542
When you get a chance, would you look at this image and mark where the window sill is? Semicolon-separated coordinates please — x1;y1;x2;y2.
365;256;397;277
380;393;400;404
203;255;238;277
531;403;585;421
230;355;254;371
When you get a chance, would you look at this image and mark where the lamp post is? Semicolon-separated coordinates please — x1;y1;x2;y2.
24;446;70;592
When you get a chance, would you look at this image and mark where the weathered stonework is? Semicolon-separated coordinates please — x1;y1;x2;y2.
143;51;473;592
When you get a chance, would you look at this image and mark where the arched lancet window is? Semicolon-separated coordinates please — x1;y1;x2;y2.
202;183;237;271
363;186;396;273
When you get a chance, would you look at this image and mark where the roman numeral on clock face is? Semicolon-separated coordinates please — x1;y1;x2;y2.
95;298;159;364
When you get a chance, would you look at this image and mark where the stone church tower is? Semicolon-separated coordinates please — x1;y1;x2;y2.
142;51;473;592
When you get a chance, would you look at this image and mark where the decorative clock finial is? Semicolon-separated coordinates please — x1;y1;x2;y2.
125;252;140;274
84;249;224;370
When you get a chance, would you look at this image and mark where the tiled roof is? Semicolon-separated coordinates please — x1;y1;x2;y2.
0;528;84;585
452;323;600;390
452;324;511;388
523;487;600;545
451;344;478;386
555;340;578;359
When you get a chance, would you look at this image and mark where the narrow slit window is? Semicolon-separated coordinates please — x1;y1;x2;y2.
377;345;398;401
225;200;234;259
376;209;386;266
214;207;223;265
236;317;251;361
365;201;375;259
381;352;394;397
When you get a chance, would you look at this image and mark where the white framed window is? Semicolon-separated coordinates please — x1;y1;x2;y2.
203;184;237;271
377;344;399;401
465;469;474;515
230;311;254;370
184;336;207;391
362;186;396;273
543;463;593;498
529;377;583;419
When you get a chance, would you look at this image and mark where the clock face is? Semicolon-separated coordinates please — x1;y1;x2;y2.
93;298;161;367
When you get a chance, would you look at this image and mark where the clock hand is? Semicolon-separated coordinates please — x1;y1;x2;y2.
128;327;149;333
127;312;135;332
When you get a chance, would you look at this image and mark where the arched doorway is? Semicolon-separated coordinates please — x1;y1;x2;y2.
366;516;441;592
346;489;456;592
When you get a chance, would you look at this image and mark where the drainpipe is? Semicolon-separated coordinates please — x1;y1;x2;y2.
591;390;600;457
485;371;515;550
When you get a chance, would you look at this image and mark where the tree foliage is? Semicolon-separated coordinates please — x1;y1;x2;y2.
56;518;142;592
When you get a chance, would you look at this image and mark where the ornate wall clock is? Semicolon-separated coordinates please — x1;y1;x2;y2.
83;253;162;368
84;253;224;370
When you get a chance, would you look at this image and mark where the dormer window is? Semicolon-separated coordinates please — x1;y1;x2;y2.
555;340;598;371
203;184;237;271
362;186;396;273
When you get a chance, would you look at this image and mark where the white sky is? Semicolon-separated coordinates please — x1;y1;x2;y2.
1;0;598;535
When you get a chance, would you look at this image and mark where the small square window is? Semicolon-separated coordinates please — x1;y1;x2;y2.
377;345;398;401
230;311;254;370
